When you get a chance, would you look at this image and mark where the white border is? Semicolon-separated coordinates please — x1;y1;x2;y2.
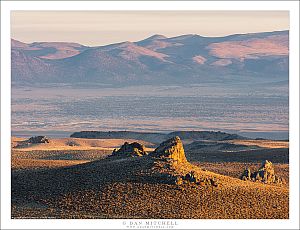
1;1;299;229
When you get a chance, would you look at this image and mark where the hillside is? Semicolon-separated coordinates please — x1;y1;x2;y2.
11;30;288;86
12;136;288;219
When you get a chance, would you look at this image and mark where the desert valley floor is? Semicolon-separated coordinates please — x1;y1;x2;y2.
11;131;289;219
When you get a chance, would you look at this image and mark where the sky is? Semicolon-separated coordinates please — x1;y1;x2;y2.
11;11;289;46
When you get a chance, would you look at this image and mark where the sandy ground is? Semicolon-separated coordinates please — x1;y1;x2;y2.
11;137;154;170
228;139;288;149
11;136;289;219
12;159;90;170
11;156;288;219
12;137;155;151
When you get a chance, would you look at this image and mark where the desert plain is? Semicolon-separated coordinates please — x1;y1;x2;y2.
11;131;289;219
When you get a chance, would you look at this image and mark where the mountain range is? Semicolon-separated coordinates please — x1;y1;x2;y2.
11;30;289;86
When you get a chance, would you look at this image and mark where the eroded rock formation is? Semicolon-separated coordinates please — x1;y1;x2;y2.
111;142;147;157
150;136;187;164
173;171;218;187
28;136;50;144
241;160;284;184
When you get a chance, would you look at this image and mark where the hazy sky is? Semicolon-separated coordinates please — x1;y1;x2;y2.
11;11;289;46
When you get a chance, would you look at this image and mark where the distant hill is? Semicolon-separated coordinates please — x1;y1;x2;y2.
11;30;288;86
11;39;88;59
167;131;247;141
70;130;248;144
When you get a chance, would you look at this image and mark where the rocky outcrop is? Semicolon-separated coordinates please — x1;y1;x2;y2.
111;142;147;157
241;160;284;184
173;171;218;187
241;168;251;181
28;136;50;144
109;137;219;188
150;136;187;164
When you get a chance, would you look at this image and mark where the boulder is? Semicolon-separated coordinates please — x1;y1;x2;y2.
241;168;251;181
111;142;147;157
150;136;187;164
28;136;50;144
183;171;198;183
